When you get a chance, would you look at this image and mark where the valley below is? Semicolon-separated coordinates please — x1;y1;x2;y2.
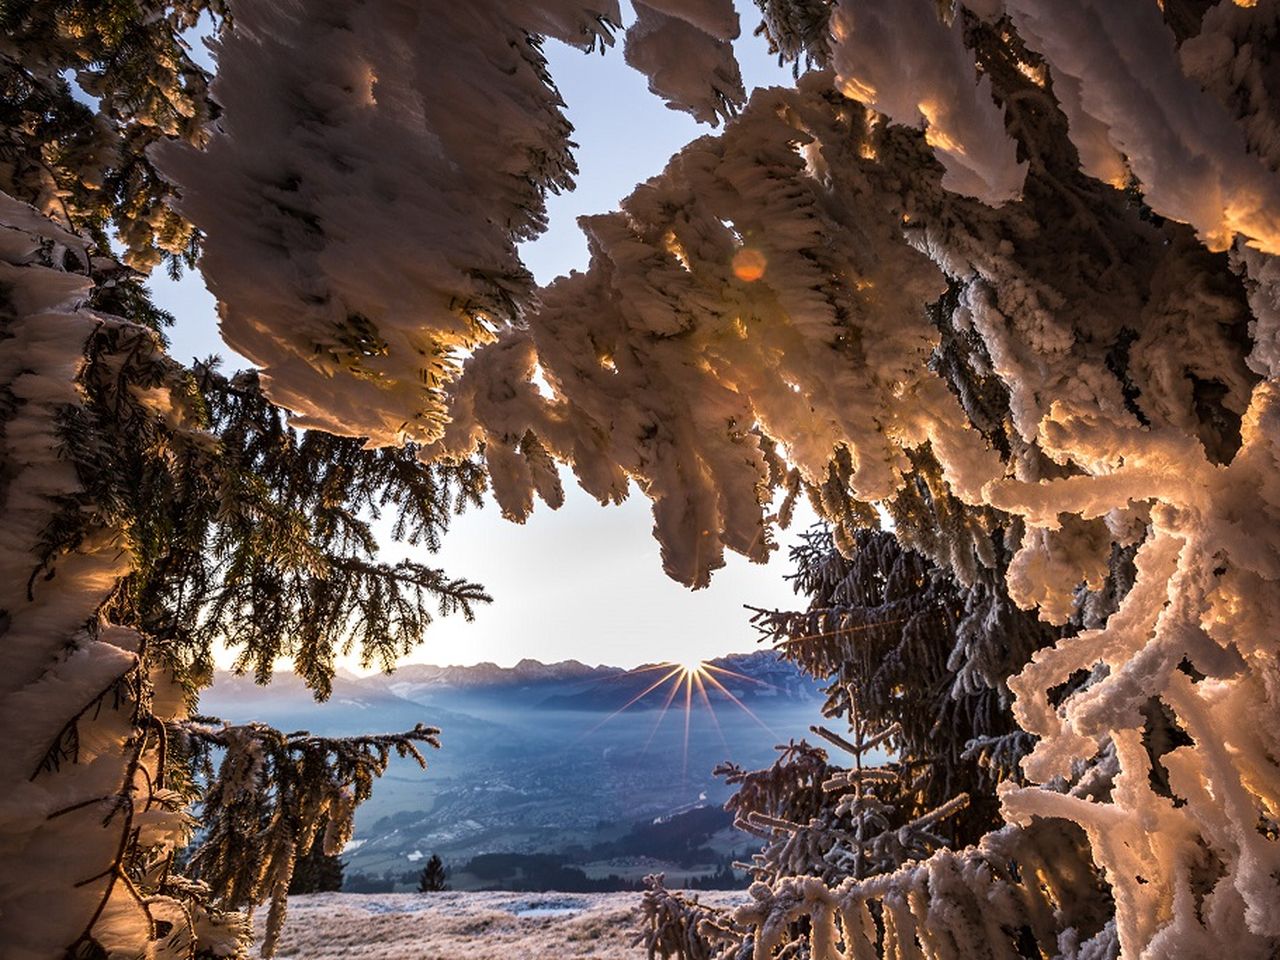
202;653;833;891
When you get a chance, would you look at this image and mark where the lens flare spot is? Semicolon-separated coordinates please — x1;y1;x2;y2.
732;248;767;282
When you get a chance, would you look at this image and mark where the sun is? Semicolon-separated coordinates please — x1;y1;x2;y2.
675;656;707;675
578;656;779;780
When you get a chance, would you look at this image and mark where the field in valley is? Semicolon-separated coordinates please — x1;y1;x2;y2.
257;890;749;959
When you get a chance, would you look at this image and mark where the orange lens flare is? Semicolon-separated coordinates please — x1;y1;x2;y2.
732;248;767;282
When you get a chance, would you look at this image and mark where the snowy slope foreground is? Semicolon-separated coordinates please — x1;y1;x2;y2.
255;890;747;959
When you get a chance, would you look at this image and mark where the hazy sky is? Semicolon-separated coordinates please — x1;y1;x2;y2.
156;5;818;670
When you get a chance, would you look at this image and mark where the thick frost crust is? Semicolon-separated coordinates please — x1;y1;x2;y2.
1001;0;1280;255
0;196;199;959
431;79;957;586
829;0;1027;205
161;1;1280;955
625;0;746;125
154;0;624;446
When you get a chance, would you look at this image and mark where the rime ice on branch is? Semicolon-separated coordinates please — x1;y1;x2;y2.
161;0;1280;956
0;195;222;958
154;0;621;444
154;0;750;447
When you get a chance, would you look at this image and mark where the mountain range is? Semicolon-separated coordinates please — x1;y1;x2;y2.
374;650;823;709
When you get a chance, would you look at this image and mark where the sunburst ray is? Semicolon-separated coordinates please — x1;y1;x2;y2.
577;664;683;741
700;669;778;737
643;672;685;753
693;670;729;753
581;658;781;760
681;669;695;779
703;662;777;690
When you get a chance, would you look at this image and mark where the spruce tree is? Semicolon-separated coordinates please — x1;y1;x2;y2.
748;525;1058;839
0;5;487;957
0;0;221;273
417;854;448;893
11;0;1280;957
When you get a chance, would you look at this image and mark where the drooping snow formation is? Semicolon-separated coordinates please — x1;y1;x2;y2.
625;0;745;125
160;0;1280;956
828;0;1027;204
1001;0;1280;255
153;0;750;447
153;0;621;444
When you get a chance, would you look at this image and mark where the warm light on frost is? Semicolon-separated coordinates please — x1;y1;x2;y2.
861;107;881;160
919;101;966;156
145;2;1280;954
663;230;692;272
1015;60;1047;87
839;77;878;102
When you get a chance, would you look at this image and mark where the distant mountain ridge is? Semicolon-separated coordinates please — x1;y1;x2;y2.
533;650;823;710
368;649;823;709
205;650;823;715
380;657;616;690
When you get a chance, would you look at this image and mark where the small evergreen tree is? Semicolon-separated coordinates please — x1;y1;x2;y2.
287;833;345;895
636;875;720;960
417;854;448;893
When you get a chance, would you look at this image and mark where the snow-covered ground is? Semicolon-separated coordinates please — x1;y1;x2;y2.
257;890;749;959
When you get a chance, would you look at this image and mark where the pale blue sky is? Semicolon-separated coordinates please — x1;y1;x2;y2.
157;5;818;669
